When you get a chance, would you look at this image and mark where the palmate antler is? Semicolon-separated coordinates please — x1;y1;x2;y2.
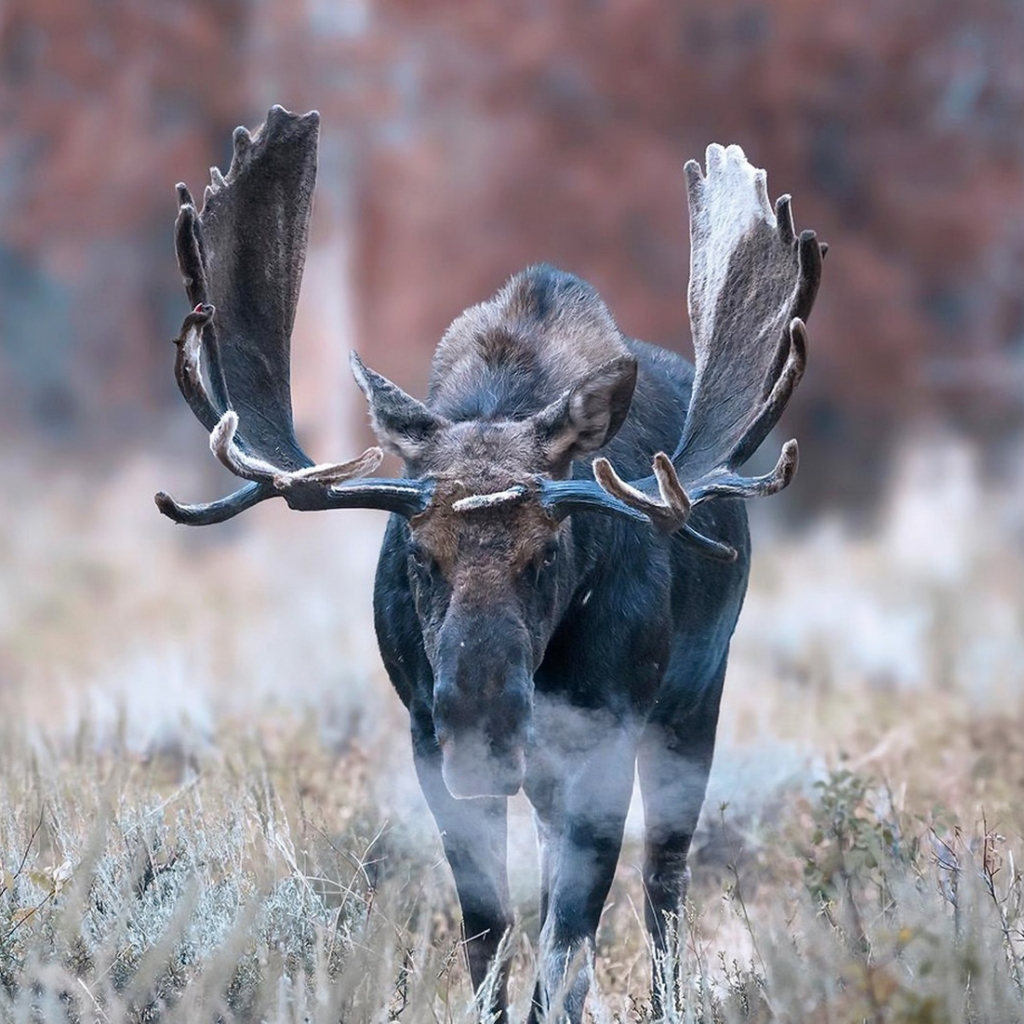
156;107;432;524
159;117;820;554
539;144;824;560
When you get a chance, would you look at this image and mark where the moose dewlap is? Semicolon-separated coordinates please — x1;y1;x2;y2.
157;106;824;1023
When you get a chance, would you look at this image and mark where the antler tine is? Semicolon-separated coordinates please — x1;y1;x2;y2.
794;229;824;323
208;411;287;481
230;125;252;171
775;194;796;247
155;482;275;525
690;439;799;506
592;453;691;532
273;450;385;488
172;304;224;432
174;188;230;420
678;526;740;563
727;317;808;469
174;186;207;303
208;409;385;491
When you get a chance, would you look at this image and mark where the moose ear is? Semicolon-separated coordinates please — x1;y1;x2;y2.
532;355;638;476
350;352;446;463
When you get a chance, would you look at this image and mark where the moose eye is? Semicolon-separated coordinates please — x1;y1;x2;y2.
541;544;559;569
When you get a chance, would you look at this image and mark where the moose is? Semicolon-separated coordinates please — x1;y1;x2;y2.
157;106;823;1020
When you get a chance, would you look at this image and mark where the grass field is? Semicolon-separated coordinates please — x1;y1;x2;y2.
2;434;1024;1022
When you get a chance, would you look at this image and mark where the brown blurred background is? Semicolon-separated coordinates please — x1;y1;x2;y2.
3;0;1023;517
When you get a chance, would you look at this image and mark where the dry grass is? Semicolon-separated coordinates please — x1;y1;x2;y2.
2;431;1024;1021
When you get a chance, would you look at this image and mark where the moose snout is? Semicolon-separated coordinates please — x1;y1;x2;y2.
433;613;534;798
434;679;532;798
437;728;527;799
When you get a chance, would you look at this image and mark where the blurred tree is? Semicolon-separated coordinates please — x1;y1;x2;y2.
2;0;1023;514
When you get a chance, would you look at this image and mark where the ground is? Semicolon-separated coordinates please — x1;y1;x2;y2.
2;434;1023;1021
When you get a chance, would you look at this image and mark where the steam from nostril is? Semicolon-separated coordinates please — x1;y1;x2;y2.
432;635;534;798
439;727;526;799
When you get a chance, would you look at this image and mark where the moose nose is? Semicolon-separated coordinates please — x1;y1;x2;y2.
439;731;526;799
433;610;533;798
433;676;532;799
433;674;532;737
436;605;533;697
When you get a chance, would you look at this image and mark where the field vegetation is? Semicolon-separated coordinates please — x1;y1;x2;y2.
2;434;1024;1022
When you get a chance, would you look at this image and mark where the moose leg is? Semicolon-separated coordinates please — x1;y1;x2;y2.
412;742;512;1020
526;724;638;1023
528;812;557;1016
637;662;726;1012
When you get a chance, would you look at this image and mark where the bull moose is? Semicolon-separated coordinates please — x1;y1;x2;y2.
157;106;823;1020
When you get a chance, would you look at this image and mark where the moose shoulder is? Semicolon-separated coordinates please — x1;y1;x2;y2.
157;106;824;1023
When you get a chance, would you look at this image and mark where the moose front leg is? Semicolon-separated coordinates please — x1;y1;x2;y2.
637;658;727;1016
411;733;512;1020
525;715;639;1023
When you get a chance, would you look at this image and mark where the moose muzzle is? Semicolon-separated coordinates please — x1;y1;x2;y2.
432;607;534;799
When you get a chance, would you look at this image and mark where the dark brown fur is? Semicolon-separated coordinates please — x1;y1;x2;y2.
413;479;562;585
428;267;630;417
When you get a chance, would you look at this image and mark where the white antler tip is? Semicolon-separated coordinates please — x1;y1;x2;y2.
232;126;252;163
683;158;704;186
704;143;727;173
591;456;618;488
210;410;238;455
651;453;692;519
788;319;809;361
779;440;799;480
348;351;371;395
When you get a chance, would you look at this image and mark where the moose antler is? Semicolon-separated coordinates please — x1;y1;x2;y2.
159;120;819;549
156;106;432;524
540;144;824;560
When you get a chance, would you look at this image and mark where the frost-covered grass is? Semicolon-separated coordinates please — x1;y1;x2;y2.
0;724;483;1022
3;433;1024;1021
4;718;1024;1022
